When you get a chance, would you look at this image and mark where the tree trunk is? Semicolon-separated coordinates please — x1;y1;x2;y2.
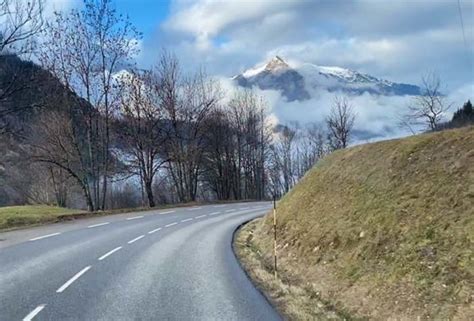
144;180;156;208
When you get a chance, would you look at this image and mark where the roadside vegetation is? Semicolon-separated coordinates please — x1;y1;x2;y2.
236;126;474;320
0;205;84;231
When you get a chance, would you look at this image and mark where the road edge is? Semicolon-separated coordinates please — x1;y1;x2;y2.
233;218;358;321
231;217;284;320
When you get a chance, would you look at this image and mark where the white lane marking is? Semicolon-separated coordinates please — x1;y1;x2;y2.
126;215;144;220
241;207;250;210
195;214;207;219
213;204;226;208
29;233;61;241
128;235;145;244
98;246;122;261
181;218;193;223
225;209;236;212
165;222;178;227
209;211;220;216
56;266;91;293
23;304;46;321
160;210;175;214
148;227;162;234
187;207;202;211
87;222;110;228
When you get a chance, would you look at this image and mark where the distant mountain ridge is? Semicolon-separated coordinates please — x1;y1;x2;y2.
233;56;421;101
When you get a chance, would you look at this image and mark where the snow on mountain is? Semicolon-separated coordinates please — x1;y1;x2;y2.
233;56;421;101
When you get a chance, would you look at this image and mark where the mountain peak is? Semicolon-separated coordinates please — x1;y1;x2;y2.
265;55;289;71
234;57;421;101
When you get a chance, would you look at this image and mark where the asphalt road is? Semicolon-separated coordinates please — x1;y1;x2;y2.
0;202;282;321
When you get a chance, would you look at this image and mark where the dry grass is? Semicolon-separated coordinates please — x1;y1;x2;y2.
235;219;358;320
236;126;474;320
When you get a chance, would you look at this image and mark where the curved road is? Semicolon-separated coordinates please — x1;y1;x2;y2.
0;202;281;321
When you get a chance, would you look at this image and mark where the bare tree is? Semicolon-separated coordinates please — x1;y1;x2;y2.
117;69;166;207
156;52;223;203
38;0;141;211
296;122;326;177
326;95;355;150
0;0;44;54
405;72;451;131
227;89;271;200
270;124;297;194
31;110;97;211
0;0;44;133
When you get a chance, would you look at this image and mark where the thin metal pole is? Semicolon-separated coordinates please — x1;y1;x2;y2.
273;195;277;278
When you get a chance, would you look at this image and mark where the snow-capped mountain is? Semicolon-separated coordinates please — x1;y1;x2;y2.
233;56;421;101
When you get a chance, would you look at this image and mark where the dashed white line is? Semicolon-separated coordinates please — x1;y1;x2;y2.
209;211;220;216
225;209;236;212
87;222;110;228
148;227;162;234
187;207;202;211
23;304;46;321
98;246;122;261
181;218;193;223
195;214;207;219
29;233;61;241
128;235;145;244
56;266;91;293
126;215;144;220
165;222;178;227
159;210;175;214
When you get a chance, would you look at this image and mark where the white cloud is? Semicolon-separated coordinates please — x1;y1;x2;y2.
143;0;474;142
154;0;473;88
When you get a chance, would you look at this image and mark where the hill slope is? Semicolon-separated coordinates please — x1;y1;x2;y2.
236;126;473;320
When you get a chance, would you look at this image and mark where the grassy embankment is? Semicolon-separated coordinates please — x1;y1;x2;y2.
235;126;474;320
0;205;86;231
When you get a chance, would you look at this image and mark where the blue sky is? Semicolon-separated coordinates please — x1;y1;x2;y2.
114;0;170;35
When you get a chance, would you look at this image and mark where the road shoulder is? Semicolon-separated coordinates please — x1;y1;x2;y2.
234;218;357;321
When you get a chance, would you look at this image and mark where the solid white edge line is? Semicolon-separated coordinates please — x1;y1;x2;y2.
128;235;145;244
56;266;91;293
98;246;122;261
148;227;162;234
126;215;144;220
165;222;178;227
225;209;236;212
181;218;193;222
29;233;61;241
187;207;202;211
159;210;175;214
87;222;110;228
213;205;226;208
23;304;46;321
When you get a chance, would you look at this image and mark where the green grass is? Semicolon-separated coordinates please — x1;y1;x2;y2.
246;126;474;319
0;205;85;230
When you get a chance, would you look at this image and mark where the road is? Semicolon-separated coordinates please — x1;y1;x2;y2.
0;202;282;321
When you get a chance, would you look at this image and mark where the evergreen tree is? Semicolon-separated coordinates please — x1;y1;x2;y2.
451;100;473;126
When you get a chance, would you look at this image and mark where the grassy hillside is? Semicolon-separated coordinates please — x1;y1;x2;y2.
236;126;473;320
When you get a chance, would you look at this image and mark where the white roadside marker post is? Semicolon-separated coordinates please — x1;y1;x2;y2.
273;195;278;279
